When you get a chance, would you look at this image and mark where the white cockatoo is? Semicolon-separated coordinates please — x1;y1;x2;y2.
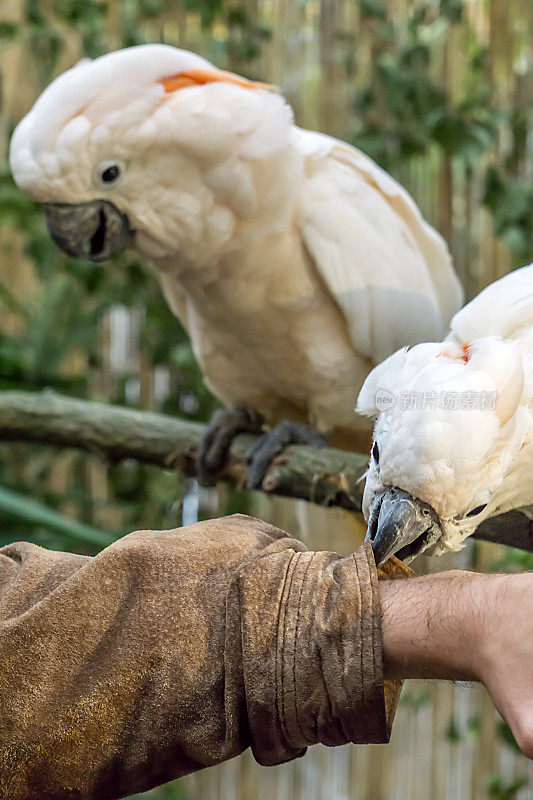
9;44;463;486
357;264;533;565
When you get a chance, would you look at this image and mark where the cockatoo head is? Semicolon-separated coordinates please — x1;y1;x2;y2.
9;44;286;263
357;337;530;565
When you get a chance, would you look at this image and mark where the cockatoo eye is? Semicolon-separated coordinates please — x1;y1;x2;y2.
95;160;125;187
372;441;380;464
102;165;120;183
466;503;488;518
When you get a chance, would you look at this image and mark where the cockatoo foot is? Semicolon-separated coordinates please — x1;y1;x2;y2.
246;421;328;490
197;408;264;486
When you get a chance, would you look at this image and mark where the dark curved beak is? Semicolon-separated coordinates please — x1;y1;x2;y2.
43;200;132;262
366;487;443;566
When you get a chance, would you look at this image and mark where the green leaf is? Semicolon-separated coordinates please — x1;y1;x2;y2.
439;0;463;23
24;0;45;26
53;0;106;25
467;713;481;734
445;716;461;742
483;168;533;261
0;21;18;40
137;0;166;19
226;6;248;27
185;0;224;28
486;774;529;800
360;0;387;20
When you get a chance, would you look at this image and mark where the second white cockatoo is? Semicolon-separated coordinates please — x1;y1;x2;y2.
358;264;533;565
9;44;463;485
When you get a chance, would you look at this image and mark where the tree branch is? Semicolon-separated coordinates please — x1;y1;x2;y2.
0;390;366;510
0;390;531;554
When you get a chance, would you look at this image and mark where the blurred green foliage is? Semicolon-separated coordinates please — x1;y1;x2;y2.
350;0;532;263
486;775;529;800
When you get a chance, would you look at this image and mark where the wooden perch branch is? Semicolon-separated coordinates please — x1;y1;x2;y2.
0;390;367;510
0;390;532;554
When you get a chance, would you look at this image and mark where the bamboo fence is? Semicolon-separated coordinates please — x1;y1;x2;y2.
1;1;532;798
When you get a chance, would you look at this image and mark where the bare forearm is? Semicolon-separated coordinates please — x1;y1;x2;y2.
379;570;491;681
379;569;533;758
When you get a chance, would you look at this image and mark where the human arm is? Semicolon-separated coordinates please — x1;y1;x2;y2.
0;515;404;800
379;570;533;758
1;513;531;800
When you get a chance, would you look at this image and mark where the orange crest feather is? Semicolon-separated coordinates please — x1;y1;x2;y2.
161;68;273;94
460;342;472;363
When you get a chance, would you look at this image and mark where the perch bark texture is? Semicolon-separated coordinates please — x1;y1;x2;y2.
0;390;531;553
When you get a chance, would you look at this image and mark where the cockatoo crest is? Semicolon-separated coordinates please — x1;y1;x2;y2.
9;44;289;263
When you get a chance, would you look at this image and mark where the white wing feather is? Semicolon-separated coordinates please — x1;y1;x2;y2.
296;129;463;364
449;263;533;343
